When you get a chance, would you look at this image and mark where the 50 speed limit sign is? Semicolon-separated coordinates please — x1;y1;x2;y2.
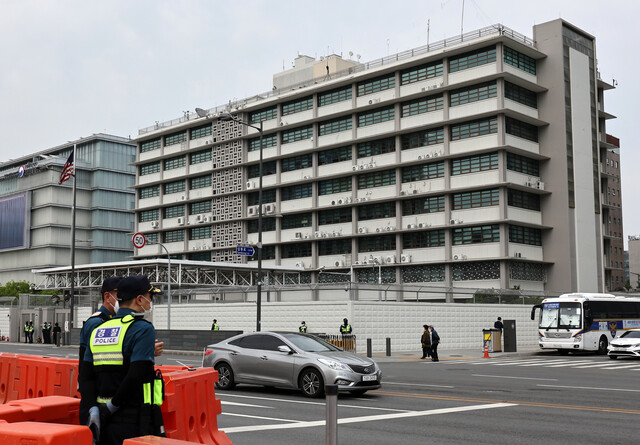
132;232;146;249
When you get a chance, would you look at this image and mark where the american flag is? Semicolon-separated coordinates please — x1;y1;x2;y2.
58;152;74;184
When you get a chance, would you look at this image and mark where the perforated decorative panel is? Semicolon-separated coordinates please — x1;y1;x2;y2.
212;220;242;250
452;261;500;281
211;248;241;263
509;261;546;282
213;167;243;195
213;120;243;143
212;195;243;222
212;140;243;169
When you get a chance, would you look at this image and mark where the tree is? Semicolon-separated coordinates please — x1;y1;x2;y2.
0;281;30;297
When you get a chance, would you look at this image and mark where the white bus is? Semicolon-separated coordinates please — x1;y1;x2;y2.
531;293;640;354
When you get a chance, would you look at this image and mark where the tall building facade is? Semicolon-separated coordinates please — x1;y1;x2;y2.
601;134;624;291
0;134;136;284
133;19;616;295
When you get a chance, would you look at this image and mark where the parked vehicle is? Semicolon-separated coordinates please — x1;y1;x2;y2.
608;328;640;359
202;331;382;398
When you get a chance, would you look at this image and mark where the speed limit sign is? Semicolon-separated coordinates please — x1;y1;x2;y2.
132;232;146;249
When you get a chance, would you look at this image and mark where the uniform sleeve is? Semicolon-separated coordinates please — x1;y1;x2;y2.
127;321;156;363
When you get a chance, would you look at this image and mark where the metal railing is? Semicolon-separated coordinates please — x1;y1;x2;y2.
138;24;535;135
316;334;357;353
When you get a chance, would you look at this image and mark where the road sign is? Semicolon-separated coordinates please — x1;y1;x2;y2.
236;245;255;256
132;232;146;249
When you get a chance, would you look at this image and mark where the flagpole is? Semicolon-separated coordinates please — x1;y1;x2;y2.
68;143;77;346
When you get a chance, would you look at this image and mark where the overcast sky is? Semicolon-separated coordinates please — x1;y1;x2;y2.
1;0;637;243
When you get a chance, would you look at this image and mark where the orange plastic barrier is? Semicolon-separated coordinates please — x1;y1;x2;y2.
1;354;79;402
161;367;231;445
125;435;220;445
0;354;19;403
0;396;80;424
0;420;92;445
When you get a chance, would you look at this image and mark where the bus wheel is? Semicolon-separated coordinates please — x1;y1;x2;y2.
597;336;608;355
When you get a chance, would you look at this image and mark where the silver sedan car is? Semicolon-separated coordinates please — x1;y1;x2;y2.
202;331;382;398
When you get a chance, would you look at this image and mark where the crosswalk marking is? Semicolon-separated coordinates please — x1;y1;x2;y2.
442;357;640;371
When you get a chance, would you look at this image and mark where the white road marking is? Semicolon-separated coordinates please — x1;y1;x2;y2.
571;363;630;369
217;393;409;412
222;402;517;434
222;401;272;409
604;364;640;369
221;412;302;423
383;382;455;389
537;384;640;393
472;374;558;381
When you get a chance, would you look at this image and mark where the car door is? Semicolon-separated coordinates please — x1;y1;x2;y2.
228;334;268;382
256;334;296;387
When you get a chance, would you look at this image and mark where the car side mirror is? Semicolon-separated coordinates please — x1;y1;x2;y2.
278;345;293;354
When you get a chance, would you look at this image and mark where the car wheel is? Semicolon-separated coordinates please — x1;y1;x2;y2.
350;389;368;396
609;354;617;360
597;336;608;355
299;368;324;398
215;362;236;390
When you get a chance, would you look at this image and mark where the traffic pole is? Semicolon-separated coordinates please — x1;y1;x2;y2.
325;384;338;445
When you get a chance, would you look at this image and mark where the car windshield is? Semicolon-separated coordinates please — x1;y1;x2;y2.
620;330;640;339
282;333;341;352
540;302;581;329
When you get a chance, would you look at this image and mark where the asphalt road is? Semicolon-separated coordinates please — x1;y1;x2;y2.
2;344;639;444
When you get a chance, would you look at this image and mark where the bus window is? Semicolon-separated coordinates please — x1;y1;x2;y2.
540;303;559;328
558;304;581;329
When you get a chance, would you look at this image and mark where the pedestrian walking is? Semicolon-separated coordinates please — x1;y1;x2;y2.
420;325;431;359
299;321;307;333
429;325;440;362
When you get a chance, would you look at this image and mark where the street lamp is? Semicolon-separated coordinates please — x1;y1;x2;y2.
219;112;264;332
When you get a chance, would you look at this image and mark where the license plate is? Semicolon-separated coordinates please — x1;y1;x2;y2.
362;375;376;382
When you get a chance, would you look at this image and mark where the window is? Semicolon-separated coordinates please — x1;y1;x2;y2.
357;137;395;158
401;162;444;182
139;209;159;222
358;234;395;252
282;242;312;258
504;46;536;75
190;200;211;215
248;245;276;261
319;146;352;165
357;267;396;284
281;184;312;201
319;176;352;195
506;153;539;176
509;225;542;246
282;212;312;230
145;233;158;244
248;189;276;206
400;61;444;84
164;180;185;194
190;149;212;165
164;155;186;170
319;239;352;255
318;86;352;106
451;153;498;175
401;128;444;150
282;154;312;172
189;251;211;261
358;202;396;221
249;106;277;124
163;205;184;219
248;161;277;178
402;196;445;215
453;261;500;280
357;106;395;127
402;264;445;283
189;226;211;240
249;133;278;151
504;81;537;108
508;189;540;211
282;125;313;144
505;117;538;142
453;225;500;244
164;229;184;243
357;74;395;96
164;131;186;146
358;169;396;189
452;189;499;209
139;185;159;199
449;81;497;107
450;117;498;141
319;208;351;225
282;96;313;115
141;138;161;153
403;230;445;248
140;162;160;176
190;124;212;140
401;94;443;117
190;175;211;189
449;46;496;73
248;217;276;233
318;116;352;135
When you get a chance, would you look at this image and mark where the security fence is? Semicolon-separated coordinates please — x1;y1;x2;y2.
316;334;357;353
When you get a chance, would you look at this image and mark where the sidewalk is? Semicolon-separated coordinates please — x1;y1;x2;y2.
367;346;541;363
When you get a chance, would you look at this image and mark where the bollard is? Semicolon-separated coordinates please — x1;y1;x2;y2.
386;337;391;356
325;384;338;445
366;338;372;358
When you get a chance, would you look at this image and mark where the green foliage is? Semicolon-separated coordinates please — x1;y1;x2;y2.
0;281;30;297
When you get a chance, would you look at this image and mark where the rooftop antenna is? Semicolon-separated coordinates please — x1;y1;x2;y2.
427;19;430;46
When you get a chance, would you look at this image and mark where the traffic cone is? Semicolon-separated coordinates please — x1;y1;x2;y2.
483;343;490;358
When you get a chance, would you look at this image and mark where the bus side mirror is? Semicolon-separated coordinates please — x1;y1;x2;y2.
530;304;542;321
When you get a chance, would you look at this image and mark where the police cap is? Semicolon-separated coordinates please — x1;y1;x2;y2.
118;275;163;301
101;276;121;295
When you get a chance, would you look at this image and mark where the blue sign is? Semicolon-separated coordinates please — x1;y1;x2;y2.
236;245;255;256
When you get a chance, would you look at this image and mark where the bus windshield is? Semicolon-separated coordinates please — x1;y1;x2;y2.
540;302;581;329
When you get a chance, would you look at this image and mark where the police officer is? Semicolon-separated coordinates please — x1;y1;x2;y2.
299;321;307;333
339;318;352;335
80;275;164;445
211;319;219;331
27;321;34;343
78;276;121;425
24;321;29;343
43;321;52;344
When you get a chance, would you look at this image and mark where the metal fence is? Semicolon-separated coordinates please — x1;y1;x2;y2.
316;334;357;353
